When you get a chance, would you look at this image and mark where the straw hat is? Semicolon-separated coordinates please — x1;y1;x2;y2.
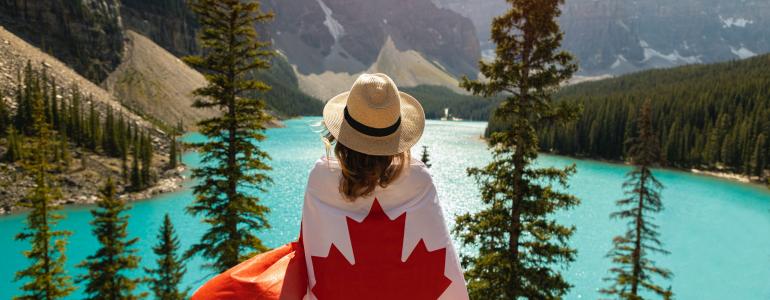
323;73;425;156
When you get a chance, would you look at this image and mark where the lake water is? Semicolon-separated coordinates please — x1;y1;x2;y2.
1;117;769;299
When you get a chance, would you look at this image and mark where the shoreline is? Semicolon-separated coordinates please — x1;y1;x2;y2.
475;132;767;189
544;152;768;188
0;165;189;216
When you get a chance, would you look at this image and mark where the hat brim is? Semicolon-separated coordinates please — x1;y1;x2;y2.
323;91;425;156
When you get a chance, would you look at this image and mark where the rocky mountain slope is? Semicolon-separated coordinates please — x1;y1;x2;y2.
0;26;152;129
0;26;180;214
263;0;480;99
434;0;770;76
120;0;198;56
103;30;218;130
0;0;124;82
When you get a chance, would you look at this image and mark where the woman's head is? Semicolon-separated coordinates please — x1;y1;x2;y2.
330;135;409;201
321;73;424;200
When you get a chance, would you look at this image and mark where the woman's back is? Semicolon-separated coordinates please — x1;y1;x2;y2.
301;156;468;300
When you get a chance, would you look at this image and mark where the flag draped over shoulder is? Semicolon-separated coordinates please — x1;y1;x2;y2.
192;157;468;300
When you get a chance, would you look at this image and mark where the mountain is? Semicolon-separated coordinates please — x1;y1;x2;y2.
0;0;124;82
433;0;770;76
103;30;219;130
117;0;484;101
262;0;482;100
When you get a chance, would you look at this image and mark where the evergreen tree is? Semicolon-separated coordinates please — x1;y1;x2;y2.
5;127;23;162
750;134;767;177
87;99;99;152
183;0;275;272
58;132;71;169
144;214;188;300
420;145;432;168
77;178;143;300
168;132;178;170
601;100;673;299
0;91;9;134
130;138;142;190
140;132;154;185
14;82;74;300
453;0;580;298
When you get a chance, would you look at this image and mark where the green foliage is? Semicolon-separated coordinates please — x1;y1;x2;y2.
602;100;673;299
453;1;580;299
145;214;188;300
14;79;74;300
184;0;274;272
77;178;144;300
3;62;164;190
401;85;503;121
4;127;23;162
0;90;10;134
527;54;770;181
168;132;178;170
420;145;432;168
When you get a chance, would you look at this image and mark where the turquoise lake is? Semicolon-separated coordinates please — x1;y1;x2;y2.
1;117;770;299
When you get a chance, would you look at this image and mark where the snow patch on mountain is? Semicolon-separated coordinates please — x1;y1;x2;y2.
611;55;627;69
316;0;345;41
730;46;757;59
639;40;701;64
719;16;754;28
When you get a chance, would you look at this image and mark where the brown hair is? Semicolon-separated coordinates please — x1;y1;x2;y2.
332;141;409;201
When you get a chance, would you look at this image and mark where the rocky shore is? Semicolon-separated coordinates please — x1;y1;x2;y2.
0;146;186;215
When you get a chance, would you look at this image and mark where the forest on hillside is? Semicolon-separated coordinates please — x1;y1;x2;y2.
487;54;770;181
0;63;169;196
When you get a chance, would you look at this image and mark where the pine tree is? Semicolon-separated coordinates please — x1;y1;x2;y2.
140;132;154;185
77;178;143;300
130;138;142;190
168;132;178;170
453;0;580;298
145;214;188;300
87;99;99;152
183;0;275;272
0;91;9;134
59;132;71;169
5;127;23;162
14;82;74;300
420;145;432;168
749;134;767;177
601;100;673;299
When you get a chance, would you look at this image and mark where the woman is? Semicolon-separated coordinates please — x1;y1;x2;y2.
193;74;468;300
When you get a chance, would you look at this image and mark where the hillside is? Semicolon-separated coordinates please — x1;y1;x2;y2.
0;27;153;129
487;54;770;183
103;30;220;130
0;0;124;82
0;26;179;214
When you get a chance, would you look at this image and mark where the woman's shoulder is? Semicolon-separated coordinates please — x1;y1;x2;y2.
310;156;432;178
306;156;434;194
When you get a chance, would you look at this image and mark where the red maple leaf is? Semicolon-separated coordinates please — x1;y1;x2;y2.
311;199;452;300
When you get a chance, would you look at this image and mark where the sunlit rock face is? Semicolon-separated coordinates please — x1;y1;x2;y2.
0;0;124;82
263;0;481;79
120;0;199;57
434;0;770;75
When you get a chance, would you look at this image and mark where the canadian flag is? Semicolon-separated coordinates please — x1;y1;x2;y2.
192;157;469;300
